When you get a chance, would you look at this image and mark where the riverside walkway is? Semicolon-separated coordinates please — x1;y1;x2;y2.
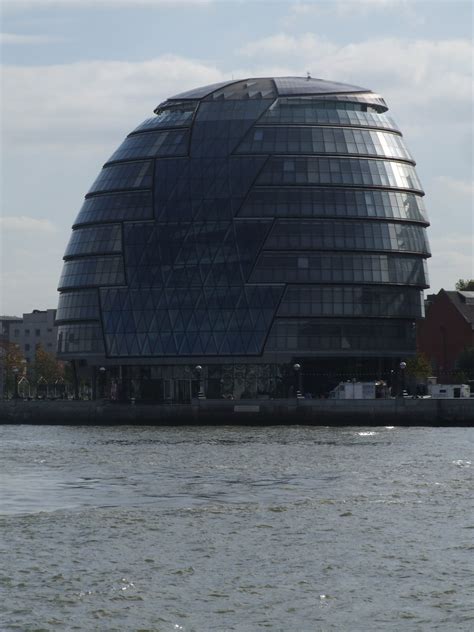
1;398;473;425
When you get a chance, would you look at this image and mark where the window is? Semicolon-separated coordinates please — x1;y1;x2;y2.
35;329;41;336
14;329;19;336
25;344;30;351
25;329;30;336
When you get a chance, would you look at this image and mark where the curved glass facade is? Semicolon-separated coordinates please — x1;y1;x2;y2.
57;76;430;398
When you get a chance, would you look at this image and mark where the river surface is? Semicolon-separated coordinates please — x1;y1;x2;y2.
0;424;473;631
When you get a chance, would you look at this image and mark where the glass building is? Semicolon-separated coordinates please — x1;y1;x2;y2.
56;77;430;400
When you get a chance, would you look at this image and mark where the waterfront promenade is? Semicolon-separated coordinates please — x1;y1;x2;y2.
1;398;473;425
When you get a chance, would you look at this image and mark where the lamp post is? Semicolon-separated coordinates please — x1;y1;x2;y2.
12;367;19;399
195;365;205;399
99;366;106;399
293;363;302;398
399;361;407;397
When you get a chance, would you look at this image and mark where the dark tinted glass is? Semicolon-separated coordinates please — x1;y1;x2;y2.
265;318;416;352
258;157;423;192
250;253;428;286
135;101;197;131
265;220;430;254
278;286;424;318
88;161;153;194
274;77;366;95
260;98;396;128
239;188;428;223
64;224;122;257
101;285;283;356
58;256;125;289
169;80;235;100
56;290;100;321
74;191;153;226
236;127;412;161
107;130;189;163
57;324;104;353
206;79;276;100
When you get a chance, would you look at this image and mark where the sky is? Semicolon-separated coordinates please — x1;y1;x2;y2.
1;0;473;316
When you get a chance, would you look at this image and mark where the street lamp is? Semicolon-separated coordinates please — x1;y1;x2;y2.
195;365;205;399
399;361;407;397
99;366;106;399
293;363;303;398
12;367;19;399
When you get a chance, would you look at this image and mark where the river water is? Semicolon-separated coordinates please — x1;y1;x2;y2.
0;424;473;631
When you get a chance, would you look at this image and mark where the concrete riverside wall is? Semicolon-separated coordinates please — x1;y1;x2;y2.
1;398;474;425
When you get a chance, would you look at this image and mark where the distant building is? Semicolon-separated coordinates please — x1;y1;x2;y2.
4;309;58;363
417;290;474;380
0;316;23;342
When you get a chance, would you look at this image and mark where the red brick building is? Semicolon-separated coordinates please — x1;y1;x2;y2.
417;290;474;380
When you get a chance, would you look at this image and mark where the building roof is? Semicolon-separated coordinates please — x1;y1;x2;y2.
169;76;370;101
444;291;474;329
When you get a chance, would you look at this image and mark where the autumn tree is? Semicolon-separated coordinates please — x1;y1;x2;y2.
32;344;64;385
0;340;26;397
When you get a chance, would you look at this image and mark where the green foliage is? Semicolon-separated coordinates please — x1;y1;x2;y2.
456;347;474;379
406;353;432;379
32;344;64;385
0;340;26;397
455;279;474;291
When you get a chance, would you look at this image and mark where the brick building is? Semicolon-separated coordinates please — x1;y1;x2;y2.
417;290;474;380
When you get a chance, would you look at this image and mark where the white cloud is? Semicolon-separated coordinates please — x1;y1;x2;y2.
0;32;62;45
435;176;474;197
0;216;57;233
288;0;424;24
238;34;473;117
2;0;212;9
292;0;413;14
2;55;225;149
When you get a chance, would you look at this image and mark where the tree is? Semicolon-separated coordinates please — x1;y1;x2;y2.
455;279;474;291
0;340;26;397
406;353;432;380
456;347;474;380
32;344;64;385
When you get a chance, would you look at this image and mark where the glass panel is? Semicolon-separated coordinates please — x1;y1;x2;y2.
260;98;396;128
100;285;284;357
57;324;104;354
74;191;153;226
88;161;153;194
134;101;198;131
56;290;100;321
250;253;428;287
277;286;424;318
236;127;411;161
64;224;122;257
265;318;416;353
265;220;430;254
239;188;428;223
205;79;276;101
257;157;423;192
107;129;189;162
58;256;125;289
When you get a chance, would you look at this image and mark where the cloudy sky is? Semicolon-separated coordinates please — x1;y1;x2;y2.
1;0;472;315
